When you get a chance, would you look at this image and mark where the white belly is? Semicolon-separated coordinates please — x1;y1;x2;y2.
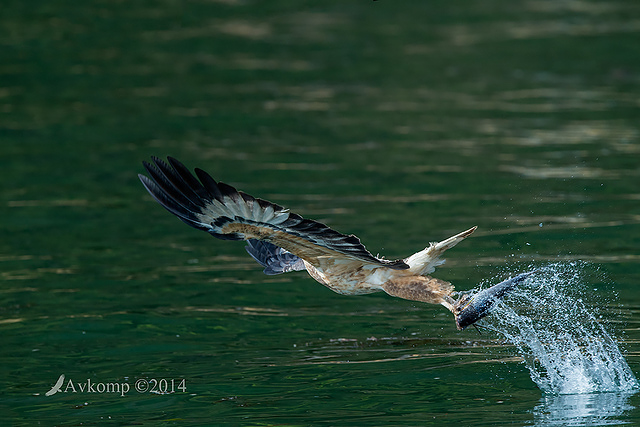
304;261;396;295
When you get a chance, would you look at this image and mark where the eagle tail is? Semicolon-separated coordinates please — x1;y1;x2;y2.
404;226;477;276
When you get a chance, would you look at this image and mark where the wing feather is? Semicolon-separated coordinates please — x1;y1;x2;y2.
139;157;409;270
245;240;306;275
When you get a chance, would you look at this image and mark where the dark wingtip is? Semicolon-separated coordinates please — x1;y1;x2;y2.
388;259;410;270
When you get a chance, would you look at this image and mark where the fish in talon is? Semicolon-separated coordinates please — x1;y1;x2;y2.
454;271;538;330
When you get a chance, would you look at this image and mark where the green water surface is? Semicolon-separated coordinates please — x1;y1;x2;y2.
2;1;640;425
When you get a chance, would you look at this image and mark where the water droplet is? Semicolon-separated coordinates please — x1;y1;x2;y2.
484;262;638;394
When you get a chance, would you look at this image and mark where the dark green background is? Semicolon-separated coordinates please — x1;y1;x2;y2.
2;1;640;425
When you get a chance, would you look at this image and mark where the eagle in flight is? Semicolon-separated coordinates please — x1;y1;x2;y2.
139;156;531;330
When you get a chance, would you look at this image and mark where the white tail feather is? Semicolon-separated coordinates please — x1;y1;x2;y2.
404;226;477;275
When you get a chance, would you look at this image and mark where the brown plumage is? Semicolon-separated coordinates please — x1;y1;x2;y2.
139;156;477;327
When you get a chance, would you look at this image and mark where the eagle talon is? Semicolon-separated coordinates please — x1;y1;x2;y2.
454;271;538;330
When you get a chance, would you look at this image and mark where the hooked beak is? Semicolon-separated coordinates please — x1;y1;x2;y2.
454;271;538;330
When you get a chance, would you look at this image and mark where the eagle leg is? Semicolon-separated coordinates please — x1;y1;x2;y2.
381;276;455;307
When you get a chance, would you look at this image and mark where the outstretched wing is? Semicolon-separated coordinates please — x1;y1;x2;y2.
245;240;306;275
139;156;409;270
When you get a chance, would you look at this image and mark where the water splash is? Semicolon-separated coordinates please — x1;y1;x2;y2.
481;262;639;395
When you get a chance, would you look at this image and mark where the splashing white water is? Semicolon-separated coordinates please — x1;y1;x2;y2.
482;262;638;395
